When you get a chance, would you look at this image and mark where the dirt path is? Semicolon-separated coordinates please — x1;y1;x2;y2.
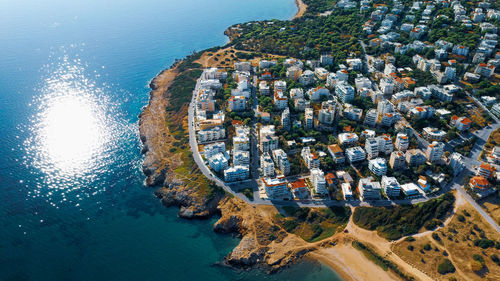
293;0;307;19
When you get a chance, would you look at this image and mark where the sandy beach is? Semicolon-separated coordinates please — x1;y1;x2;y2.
293;0;307;19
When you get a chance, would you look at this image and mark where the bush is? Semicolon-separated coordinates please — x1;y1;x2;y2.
432;233;441;241
491;254;500;266
405;236;416;242
438;259;456;275
282;220;298;232
457;215;465;222
423;243;432;251
474;238;495;249
408;245;414;251
471;260;484;272
353;193;455;240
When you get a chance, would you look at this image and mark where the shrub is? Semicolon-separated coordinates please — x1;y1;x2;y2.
423;243;432;251
491;254;500;266
405;236;416;242
432;233;441;241
457;215;465;222
407;245;414;251
438;259;456;275
471;260;484;272
474;238;495;249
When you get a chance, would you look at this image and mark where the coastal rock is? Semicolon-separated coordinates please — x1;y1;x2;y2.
213;215;241;233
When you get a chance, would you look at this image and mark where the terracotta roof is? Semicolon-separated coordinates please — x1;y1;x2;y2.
480;162;496;172
328;144;343;153
470;176;490;189
289;179;307;189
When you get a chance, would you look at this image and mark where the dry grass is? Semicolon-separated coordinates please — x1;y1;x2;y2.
393;201;500;280
480;196;500;226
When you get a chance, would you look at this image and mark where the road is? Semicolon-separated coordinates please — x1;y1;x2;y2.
187;70;500;233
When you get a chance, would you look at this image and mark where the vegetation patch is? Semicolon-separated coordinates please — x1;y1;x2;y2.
274;206;350;242
437;259;456;275
352;241;414;281
353;193;455;240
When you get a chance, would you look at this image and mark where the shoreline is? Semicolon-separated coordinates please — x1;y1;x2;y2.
293;0;307;19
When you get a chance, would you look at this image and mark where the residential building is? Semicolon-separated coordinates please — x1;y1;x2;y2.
425;141;444;163
301;147;320;169
358;177;382;200
389;151;406;170
273;90;288;110
450;115;472;131
422;127;446;141
198;126;226;143
341;183;354;200
377;134;393;155
305;107;314;129
274;80;287;92
364;109;378;127
469;176;491;191
208;153;229;172
259;125;279;153
478;162;496;179
228;95;246;111
272;149;290;176
401;183;421;197
260;153;275;177
338;132;359;146
299;70;315;85
368;158;388;176
405;149;426;166
289;179;310;199
224;165;250;182
203;142;226;159
381;176;401;197
328;144;345;164
233;125;250;151
417;176;431;193
343;104;363;121
395;133;409;151
335;82;355;103
262;177;290;199
281;107;291;130
449;152;465;176
490;146;500;164
346;146;366;163
307;87;330;101
311;168;329;196
233;150;250;166
365;138;379;159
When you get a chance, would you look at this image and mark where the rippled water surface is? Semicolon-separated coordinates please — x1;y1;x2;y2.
0;0;341;280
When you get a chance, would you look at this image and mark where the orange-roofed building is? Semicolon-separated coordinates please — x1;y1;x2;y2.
325;172;336;188
289;178;310;199
470;176;490;190
478;162;496;179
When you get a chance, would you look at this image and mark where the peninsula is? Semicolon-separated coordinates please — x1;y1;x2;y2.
140;0;500;280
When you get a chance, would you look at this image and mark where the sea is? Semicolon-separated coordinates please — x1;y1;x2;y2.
0;0;341;280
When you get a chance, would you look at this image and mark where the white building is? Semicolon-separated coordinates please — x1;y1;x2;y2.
272;149;290;176
208;153;229;172
224;165;249;182
198;126;226;143
305;107;314;129
335;82;355;103
365;138;379;159
204;142;226;159
358;177;382;200
381;176;401;197
338;132;359;146
341;182;354;200
368;158;388;176
262;177;290;199
260;153;275;177
233;150;250;166
259;125;279;153
233;125;250;151
425;141;444;163
401;183;421;197
346;146;366;163
228;95;246;111
311;168;329;196
301;147;320;169
395;133;409;151
449;152;465;176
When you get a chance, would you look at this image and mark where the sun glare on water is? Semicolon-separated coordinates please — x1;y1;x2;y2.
23;51;133;205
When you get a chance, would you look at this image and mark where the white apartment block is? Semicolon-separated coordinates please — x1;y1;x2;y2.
426;141;444;163
260;153;275;177
259;125;279;153
203;142;226;159
311;168;329;196
224;165;250;182
365;138;379;159
198;126;226;143
208;153;229;172
301;147;320;169
395;133;409;151
358;177;382;200
381;176;401;197
233;150;250;166
262;177;290;199
368;158;388;176
338;132;359;146
346;146;366;163
272;149;290;176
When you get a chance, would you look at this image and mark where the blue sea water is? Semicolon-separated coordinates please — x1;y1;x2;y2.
0;0;342;280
